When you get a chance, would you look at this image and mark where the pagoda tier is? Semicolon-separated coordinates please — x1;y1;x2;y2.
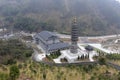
70;18;79;54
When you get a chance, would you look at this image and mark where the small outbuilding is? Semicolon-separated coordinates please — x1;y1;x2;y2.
85;45;94;51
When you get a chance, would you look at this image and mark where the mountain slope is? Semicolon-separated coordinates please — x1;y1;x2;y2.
0;0;120;36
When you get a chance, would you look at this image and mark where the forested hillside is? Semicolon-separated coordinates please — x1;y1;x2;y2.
0;0;120;36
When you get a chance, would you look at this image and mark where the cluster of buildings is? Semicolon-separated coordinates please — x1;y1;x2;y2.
34;18;79;54
33;18;96;63
33;17;120;63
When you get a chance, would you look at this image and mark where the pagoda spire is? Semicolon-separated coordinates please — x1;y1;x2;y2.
70;17;79;54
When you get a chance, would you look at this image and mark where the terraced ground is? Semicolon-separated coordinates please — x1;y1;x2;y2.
0;59;119;80
111;60;120;66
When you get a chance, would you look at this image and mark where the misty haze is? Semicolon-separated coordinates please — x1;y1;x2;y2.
0;0;120;36
0;0;120;80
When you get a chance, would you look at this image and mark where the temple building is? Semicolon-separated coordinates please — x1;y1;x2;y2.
70;18;79;54
34;31;70;54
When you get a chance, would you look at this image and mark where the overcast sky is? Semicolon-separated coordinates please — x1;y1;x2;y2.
116;0;120;2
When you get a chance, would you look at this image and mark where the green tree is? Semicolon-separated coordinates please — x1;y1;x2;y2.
43;72;46;80
9;65;20;80
98;57;106;65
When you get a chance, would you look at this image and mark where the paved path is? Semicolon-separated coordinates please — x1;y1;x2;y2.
89;43;120;54
57;33;120;39
107;62;120;71
32;49;46;62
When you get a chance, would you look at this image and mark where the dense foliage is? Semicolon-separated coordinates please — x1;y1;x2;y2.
106;54;120;60
14;17;55;32
9;65;20;80
0;0;120;35
0;39;33;65
98;57;107;65
90;70;120;80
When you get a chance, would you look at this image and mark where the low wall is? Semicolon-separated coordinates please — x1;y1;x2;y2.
37;61;98;67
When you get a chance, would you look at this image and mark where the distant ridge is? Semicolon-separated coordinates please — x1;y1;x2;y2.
0;0;120;36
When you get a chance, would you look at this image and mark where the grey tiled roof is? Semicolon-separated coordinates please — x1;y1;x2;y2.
48;42;70;51
34;31;70;52
37;31;57;41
